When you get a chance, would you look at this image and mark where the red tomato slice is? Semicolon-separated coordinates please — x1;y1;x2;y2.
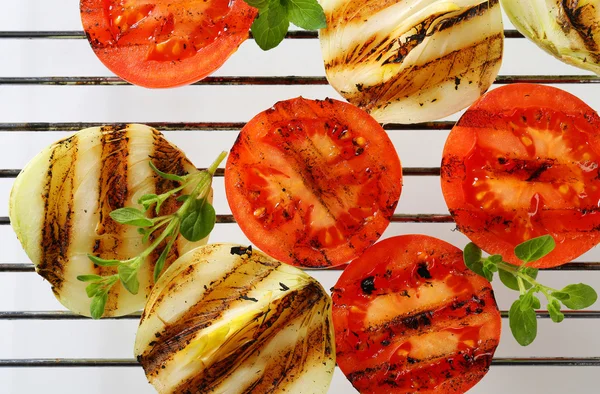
224;97;402;268
442;84;600;268
332;235;501;394
80;0;257;88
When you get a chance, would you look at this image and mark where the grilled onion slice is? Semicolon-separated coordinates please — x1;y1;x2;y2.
135;244;335;394
319;0;504;124
9;124;207;317
502;0;600;74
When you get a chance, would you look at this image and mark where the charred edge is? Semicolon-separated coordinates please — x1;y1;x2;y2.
174;282;327;393
149;129;190;278
230;245;253;256
436;0;499;33
141;256;282;374
38;135;79;291
561;1;600;62
93;126;130;312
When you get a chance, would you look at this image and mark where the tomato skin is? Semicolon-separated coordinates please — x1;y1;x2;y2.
442;84;600;268
333;235;501;394
225;97;402;268
80;0;257;88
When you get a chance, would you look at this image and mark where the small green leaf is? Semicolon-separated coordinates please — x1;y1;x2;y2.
154;241;173;282
110;207;153;227
176;195;190;202
251;0;290;50
149;161;186;182
180;199;216;242
88;254;121;267
138;194;159;211
245;0;269;8
559;284;598;310
499;267;538;291
90;292;108;320
514;235;555;263
285;0;326;30
532;295;541;309
85;282;102;298
482;258;499;273
548;299;564;323
463;243;486;277
481;266;495;282
509;299;538;346
520;291;535;311
118;264;140;295
551;291;570;302
77;274;102;282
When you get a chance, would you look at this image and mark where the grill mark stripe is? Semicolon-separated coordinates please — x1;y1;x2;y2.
326;0;499;69
173;282;327;393
93;125;130;314
148;129;189;276
141;255;282;375
336;287;497;359
38;135;79;292
562;1;600;63
347;34;503;111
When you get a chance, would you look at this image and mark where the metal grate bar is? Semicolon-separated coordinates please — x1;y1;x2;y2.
0;75;598;86
0;167;441;179
2;262;599;273
0;214;453;226
0;122;455;132
1;310;600;320
0;357;597;367
0;30;525;40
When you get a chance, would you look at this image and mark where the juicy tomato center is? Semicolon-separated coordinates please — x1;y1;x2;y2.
104;0;234;61
242;119;388;249
463;107;600;243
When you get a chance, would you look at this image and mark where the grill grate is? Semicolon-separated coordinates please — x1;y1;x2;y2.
1;17;599;394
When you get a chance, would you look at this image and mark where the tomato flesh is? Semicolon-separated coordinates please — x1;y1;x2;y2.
225;98;402;268
442;84;600;267
81;0;257;88
333;235;501;394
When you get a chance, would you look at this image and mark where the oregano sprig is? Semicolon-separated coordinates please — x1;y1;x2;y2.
463;235;598;346
78;152;227;319
246;0;327;50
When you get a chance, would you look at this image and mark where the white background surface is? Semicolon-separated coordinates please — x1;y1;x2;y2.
1;1;599;393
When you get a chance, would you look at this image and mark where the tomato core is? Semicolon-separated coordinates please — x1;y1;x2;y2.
104;0;234;62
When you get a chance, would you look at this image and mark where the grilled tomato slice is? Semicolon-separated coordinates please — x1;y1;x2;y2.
441;84;600;268
80;0;257;88
224;97;403;268
332;235;501;394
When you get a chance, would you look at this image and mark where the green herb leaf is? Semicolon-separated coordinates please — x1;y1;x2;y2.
532;295;541;309
285;0;326;30
154;240;173;282
559;284;598;310
85;282;102;298
176;195;190;202
245;0;269;8
149;161;186;182
118;264;140;295
463;243;486;277
138;194;159;211
251;0;290;50
499;267;538;291
88;254;121;267
514;235;555;263
180;199;216;242
110;207;153;227
90;292;108;320
520;291;535;311
509;299;537;346
548;299;564;323
77;274;102;282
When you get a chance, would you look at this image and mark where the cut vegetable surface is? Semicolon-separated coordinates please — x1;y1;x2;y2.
80;0;257;88
9;124;208;317
502;0;600;75
332;235;501;393
135;243;335;394
442;84;600;268
224;97;402;268
319;0;503;124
